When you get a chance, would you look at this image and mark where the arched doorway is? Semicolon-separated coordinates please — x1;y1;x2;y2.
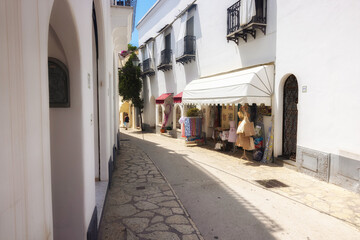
48;0;95;238
158;105;163;125
283;75;298;160
175;105;182;129
120;101;132;128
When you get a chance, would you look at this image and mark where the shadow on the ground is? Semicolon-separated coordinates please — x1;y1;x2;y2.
185;137;283;168
122;129;154;135
119;131;282;240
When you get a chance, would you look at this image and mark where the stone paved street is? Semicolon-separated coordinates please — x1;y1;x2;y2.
111;129;360;240
126;130;360;230
98;140;203;240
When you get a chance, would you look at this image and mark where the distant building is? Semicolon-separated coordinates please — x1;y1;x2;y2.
137;0;360;193
0;0;135;239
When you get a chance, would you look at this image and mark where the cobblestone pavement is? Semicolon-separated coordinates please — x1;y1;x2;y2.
98;140;204;240
124;129;360;231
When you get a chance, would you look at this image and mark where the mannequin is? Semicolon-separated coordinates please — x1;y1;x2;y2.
236;104;255;160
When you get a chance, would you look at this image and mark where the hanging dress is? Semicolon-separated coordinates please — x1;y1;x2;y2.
228;121;237;143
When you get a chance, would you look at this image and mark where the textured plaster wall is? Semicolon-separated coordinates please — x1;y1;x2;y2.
0;0;128;239
0;0;54;239
49;0;97;238
274;0;360;159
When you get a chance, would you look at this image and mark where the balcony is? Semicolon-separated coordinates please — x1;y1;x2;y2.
141;58;155;77
227;0;267;44
157;49;172;72
175;35;196;65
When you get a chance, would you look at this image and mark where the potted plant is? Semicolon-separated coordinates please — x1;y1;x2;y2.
186;107;200;117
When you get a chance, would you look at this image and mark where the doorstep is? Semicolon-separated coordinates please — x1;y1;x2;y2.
160;131;173;138
274;157;298;171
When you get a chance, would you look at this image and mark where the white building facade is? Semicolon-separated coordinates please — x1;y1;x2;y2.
138;0;275;134
138;0;360;193
0;0;134;239
274;0;360;192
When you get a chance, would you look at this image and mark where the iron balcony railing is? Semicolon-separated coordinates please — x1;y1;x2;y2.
141;58;155;76
227;1;241;35
175;35;196;64
184;35;196;55
176;35;196;57
160;49;172;65
227;0;267;43
158;49;172;71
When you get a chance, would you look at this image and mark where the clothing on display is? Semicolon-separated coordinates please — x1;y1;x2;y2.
220;131;229;141
191;118;197;136
237;119;245;134
215;142;223;150
236;109;256;152
243;116;256;137
209;108;215;127
253;137;263;149
196;118;202;137
228;121;237;143
178;117;185;124
184;117;202;138
178;117;186;138
185;118;191;137
236;133;255;150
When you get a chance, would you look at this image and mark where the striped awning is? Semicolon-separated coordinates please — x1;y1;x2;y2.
182;64;274;106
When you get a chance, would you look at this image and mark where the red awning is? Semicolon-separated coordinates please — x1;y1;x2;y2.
173;92;183;103
156;93;173;104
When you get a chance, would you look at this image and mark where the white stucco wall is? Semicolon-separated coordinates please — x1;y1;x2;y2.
0;0;132;239
138;0;276;130
49;0;97;238
0;0;54;239
274;0;360;159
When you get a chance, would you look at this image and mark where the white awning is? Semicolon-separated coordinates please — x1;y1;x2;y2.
183;64;274;106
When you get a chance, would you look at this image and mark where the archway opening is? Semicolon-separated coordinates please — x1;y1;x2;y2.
282;75;298;160
48;0;86;238
175;105;181;129
158;106;163;125
120;101;132;128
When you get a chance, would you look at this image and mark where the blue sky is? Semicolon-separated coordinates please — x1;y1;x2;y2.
130;0;158;47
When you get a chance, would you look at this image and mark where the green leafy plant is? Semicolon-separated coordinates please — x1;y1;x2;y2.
186;108;200;117
119;53;144;129
128;43;137;51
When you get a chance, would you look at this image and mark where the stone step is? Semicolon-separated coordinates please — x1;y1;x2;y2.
274;157;298;171
160;132;173;138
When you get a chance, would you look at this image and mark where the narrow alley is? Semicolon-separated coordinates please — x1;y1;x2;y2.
99;129;360;240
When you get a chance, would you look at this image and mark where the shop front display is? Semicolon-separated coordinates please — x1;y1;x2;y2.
236;104;256;159
182;64;275;162
180;106;204;146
